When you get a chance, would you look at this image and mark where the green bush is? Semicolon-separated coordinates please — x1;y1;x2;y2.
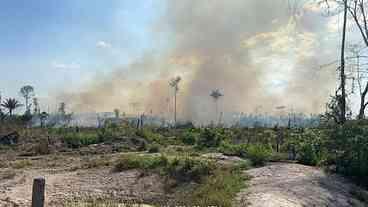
196;128;225;149
148;144;160;153
245;144;272;166
298;144;319;165
63;132;99;148
181;130;198;145
329;124;368;184
292;129;328;166
114;154;214;183
165;156;214;182
114;154;168;172
177;167;247;207
219;142;247;157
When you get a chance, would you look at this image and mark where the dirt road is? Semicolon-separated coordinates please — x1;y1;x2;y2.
236;162;367;207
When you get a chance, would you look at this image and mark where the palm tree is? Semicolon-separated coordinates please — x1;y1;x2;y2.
1;98;23;116
169;76;181;125
210;89;224;123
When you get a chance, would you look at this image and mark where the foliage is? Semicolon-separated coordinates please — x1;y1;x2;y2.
181;129;198;145
63;132;99;148
136;127;181;146
219;141;247;157
196;128;226;149
114;154;168;172
114;154;214;183
328;123;368;185
1;98;23;116
293;129;328;166
165;156;214;183
176;166;247;207
148;144;160;153
245;144;272;166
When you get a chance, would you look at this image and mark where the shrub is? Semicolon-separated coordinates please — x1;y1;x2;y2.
63;132;99;148
113;154;214;183
293;129;328;166
245;144;272;166
298;144;319;166
219;142;247;157
181;130;198;145
196;128;224;149
148;144;160;153
165;156;214;182
328;124;368;184
177;166;247;207
114;154;168;172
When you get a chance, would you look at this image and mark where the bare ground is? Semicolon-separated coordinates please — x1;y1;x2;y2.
0;155;168;207
236;162;368;207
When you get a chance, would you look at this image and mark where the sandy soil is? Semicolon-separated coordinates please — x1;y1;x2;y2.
0;167;167;207
236;162;367;207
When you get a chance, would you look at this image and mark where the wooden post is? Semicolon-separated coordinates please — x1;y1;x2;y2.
32;177;45;207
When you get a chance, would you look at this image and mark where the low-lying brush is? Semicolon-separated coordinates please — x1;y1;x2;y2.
62;132;99;148
175;166;248;207
114;154;214;183
246;144;272;166
11;159;32;169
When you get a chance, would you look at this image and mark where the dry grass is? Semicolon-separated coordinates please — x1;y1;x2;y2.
11;159;32;169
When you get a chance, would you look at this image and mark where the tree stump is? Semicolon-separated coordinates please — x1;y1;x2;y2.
32;177;45;207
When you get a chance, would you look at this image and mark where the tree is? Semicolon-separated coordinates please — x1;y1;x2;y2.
39;112;49;127
346;0;368;119
33;97;40;115
169;76;181;125
114;108;120;118
210;89;224;124
19;85;34;114
58;102;66;115
319;0;348;123
339;0;348;124
1;98;23;116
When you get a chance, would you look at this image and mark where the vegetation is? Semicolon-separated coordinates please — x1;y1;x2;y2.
1;98;22;116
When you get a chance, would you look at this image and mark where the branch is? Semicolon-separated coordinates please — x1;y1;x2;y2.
348;3;368;47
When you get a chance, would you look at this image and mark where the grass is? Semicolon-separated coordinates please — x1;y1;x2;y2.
114;154;214;182
82;156;112;169
113;154;168;172
63;132;99;148
11;159;32;169
113;153;247;207
174;165;248;207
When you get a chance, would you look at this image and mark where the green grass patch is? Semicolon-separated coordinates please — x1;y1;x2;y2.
176;166;248;207
62;132;99;148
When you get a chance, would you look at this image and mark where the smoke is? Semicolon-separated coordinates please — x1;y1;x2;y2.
59;0;337;124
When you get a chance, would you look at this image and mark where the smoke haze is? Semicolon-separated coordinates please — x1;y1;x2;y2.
59;0;337;124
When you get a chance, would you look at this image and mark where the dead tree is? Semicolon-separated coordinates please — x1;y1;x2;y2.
347;0;368;119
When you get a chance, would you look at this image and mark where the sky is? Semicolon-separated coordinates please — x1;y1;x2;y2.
0;0;364;119
0;0;165;104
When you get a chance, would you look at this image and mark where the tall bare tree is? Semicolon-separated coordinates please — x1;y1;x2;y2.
33;97;40;115
169;76;181;125
20;85;34;114
319;0;348;123
346;0;368;119
339;0;348;123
